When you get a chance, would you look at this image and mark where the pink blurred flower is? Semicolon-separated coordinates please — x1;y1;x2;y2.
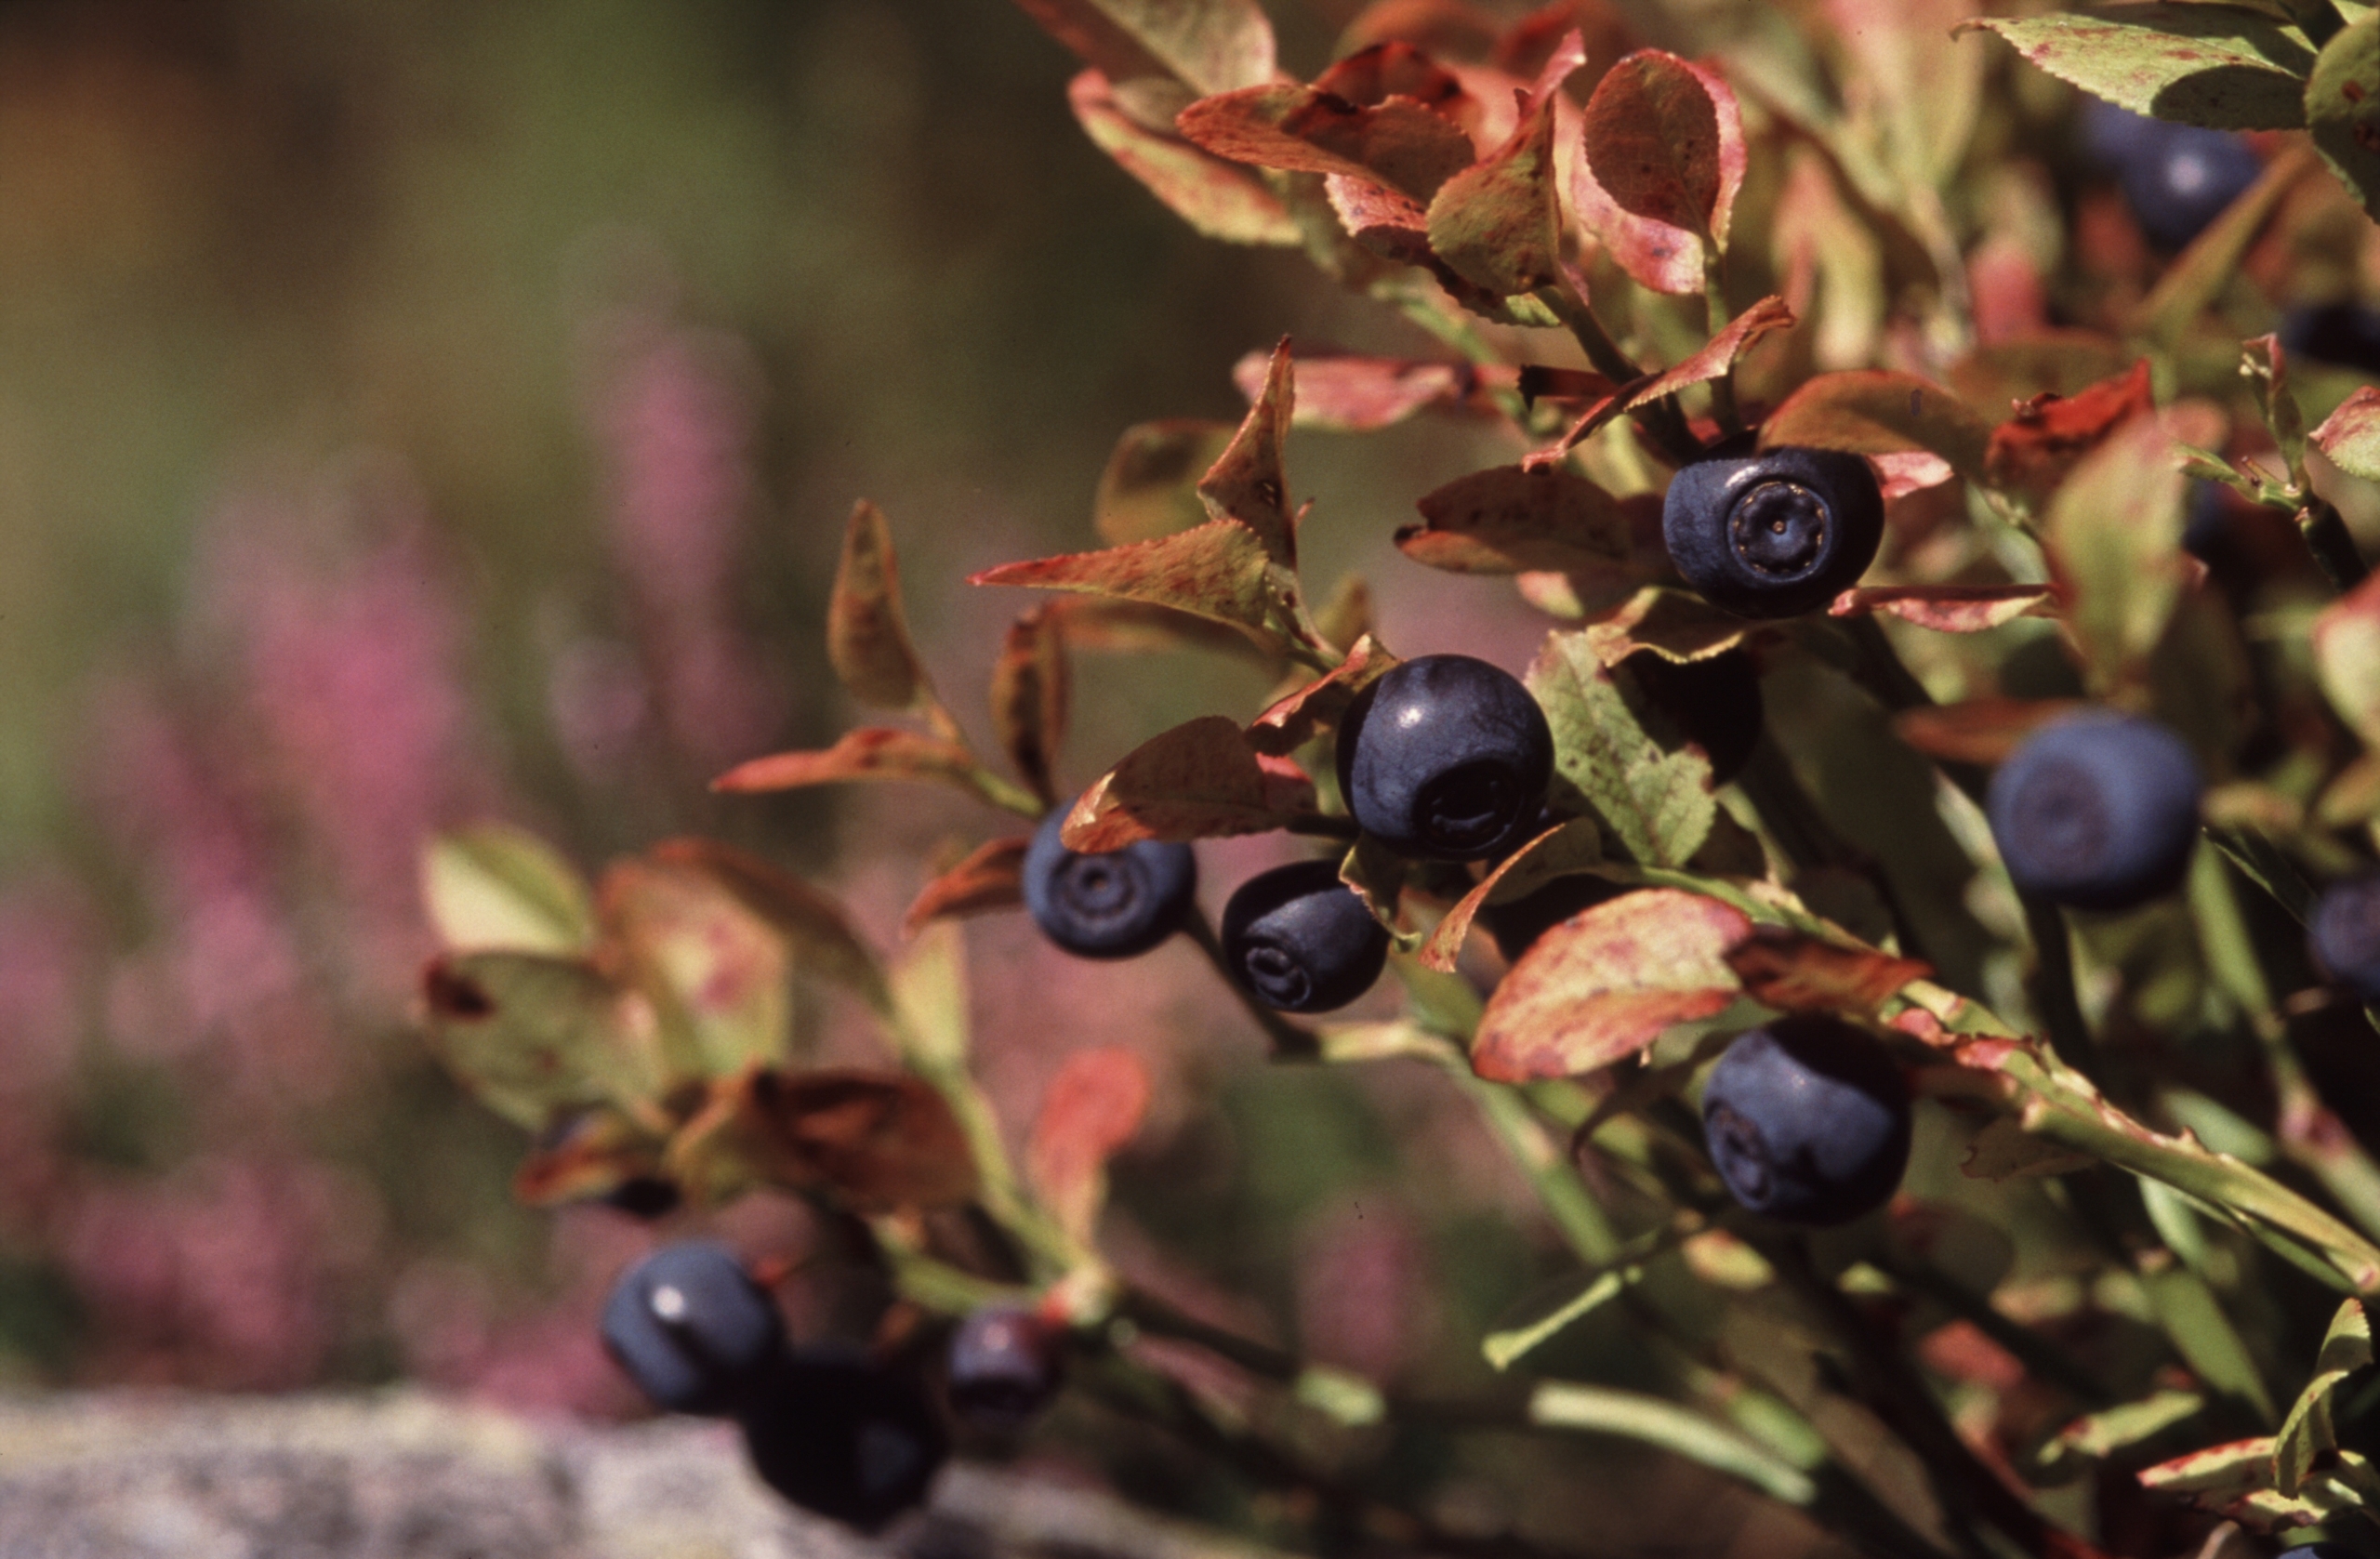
1293;1195;1436;1382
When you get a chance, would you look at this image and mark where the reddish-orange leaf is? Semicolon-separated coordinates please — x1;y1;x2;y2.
1471;889;1750;1082
712;727;986;798
1175;82;1477;201
990;607;1069;808
728;1066;979;1211
1758;370;1994;486
1539;297;1794;456
1890;698;2085;766
1724;927;1930;1014
1027;1045;1152;1242
970;517;1280;644
1236;350;1484;431
1314;40;1477;127
1247;635;1398;756
1326;171;1436;265
1983;359;2154;501
827;500;932;713
1572;51;1745;293
1068;70;1303;247
1197;338;1298;564
1420;819;1604;971
512;1109;667;1209
902;837;1030;939
1828;585;2059;633
1011;0;1276;97
1400;464;1634;575
1063;715;1316;850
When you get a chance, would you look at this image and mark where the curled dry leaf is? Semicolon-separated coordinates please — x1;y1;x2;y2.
1419;818;1603;971
1400;465;1634;575
1828;585;2059;633
2311;385;2380;485
1027;1045;1152;1244
1723;927;1930;1015
1097;420;1238;544
1758;370;1994;487
990;608;1069;807
1069;70;1302;247
1471;888;1751;1082
1891;697;2085;766
1580;586;1752;666
669;1066;980;1213
1246;634;1398;756
902;837;1030;939
827;500;936;715
1063;715;1317;849
1983;360;2155;502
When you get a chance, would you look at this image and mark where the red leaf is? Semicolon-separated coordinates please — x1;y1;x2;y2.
970;518;1281;644
1723;928;1931;1014
1828;585;2060;633
1068;72;1303;246
1197;338;1299;563
700;1066;980;1212
712;728;989;799
1572;51;1746;293
1399;464;1634;575
1983;359;2155;501
1236;349;1489;431
1579;585;1753;665
1027;1045;1152;1242
1758;370;1994;486
1325;172;1436;265
990;608;1069;807
903;838;1030;939
1012;0;1276;97
1314;40;1478;129
1419;818;1603;971
1176;82;1477;201
1471;889;1750;1081
1889;697;2084;766
1045;597;1279;663
1537;297;1794;457
1063;715;1317;849
1247;635;1398;756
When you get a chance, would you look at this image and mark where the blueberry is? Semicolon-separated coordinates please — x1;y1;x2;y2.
1022;805;1197;958
1220;859;1390;1012
1986;711;2204;911
1336;654;1554;861
2182;481;2230;563
600;1241;786;1415
1628;649;1765;785
945;1303;1064;1431
1479;873;1633;962
2082;101;2262;251
1661;444;1884;618
2310;870;2380;1005
1700;1016;1911;1225
740;1345;948;1531
2277;1548;2363;1559
2281;302;2380;377
602;1176;682;1221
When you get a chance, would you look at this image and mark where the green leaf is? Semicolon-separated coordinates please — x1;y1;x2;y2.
422;952;666;1130
1526;1382;1818;1506
646;839;893;1017
1483;1269;1630;1370
2312;385;2380;483
1961;7;2316;130
1426;80;1563;297
1527;628;1717;867
2138;1251;2279;1423
2307;13;2380;218
2276;1300;2373;1495
2040;413;2189;694
422;824;597;956
601;852;794;1078
2033;1388;2206;1480
2311;572;2380;748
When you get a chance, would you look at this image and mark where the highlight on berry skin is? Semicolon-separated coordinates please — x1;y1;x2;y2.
1023;803;1198;959
1659;443;1885;619
599;1241;787;1417
1699;1015;1911;1227
1220;858;1390;1014
1985;710;2205;913
945;1303;1065;1432
1335;654;1554;863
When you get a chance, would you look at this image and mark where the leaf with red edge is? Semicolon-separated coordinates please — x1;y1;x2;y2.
1027;1045;1152;1243
1539;297;1794;456
512;1108;668;1209
1572;51;1747;292
1063;715;1316;849
1399;465;1634;575
1724;928;1930;1015
2312;385;2380;484
1247;635;1399;756
1197;338;1298;564
1528;628;1715;866
712;727;1006;809
1426;54;1568;297
902;838;1030;938
1096;420;1238;544
1069;71;1302;246
1176;83;1477;201
1580;585;1753;666
1236;350;1488;431
1471;889;1751;1081
1420;818;1604;971
601;852;792;1077
1326;172;1435;265
827;500;936;715
1891;698;2087;766
1829;585;2059;633
1012;0;1276;97
2313;571;2380;748
668;1065;979;1212
990;607;1069;808
971;518;1284;645
1314;40;1477;126
644;839;892;1015
1983;360;2156;502
1758;371;1994;487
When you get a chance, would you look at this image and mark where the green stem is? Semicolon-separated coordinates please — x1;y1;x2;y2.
1455;1069;1623;1262
2018;892;2106;1089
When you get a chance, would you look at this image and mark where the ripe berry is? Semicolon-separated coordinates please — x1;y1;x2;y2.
2281;302;2380;377
740;1346;949;1532
1220;859;1390;1013
1479;872;1633;962
1700;1016;1911;1226
600;1241;786;1415
1660;443;1884;619
1628;649;1764;785
1336;654;1554;861
2277;1548;2361;1559
2082;101;2262;251
2309;870;2380;1005
946;1303;1065;1431
1023;805;1197;958
1986;711;2204;911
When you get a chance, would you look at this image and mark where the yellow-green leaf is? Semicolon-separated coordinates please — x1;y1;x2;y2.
422;824;597;956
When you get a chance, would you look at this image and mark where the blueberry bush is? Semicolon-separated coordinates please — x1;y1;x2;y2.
415;0;2380;1552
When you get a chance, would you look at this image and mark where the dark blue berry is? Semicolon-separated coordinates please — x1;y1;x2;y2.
2281;302;2380;377
1701;1016;1911;1225
1336;654;1554;861
2182;481;2230;563
2276;1547;2363;1559
2082;101;2262;251
1628;649;1764;785
1661;444;1884;618
1023;805;1197;958
1986;711;2204;911
946;1304;1064;1431
603;1176;682;1220
1220;859;1389;1012
600;1241;786;1415
740;1345;948;1531
1479;872;1633;962
2310;870;2380;1005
